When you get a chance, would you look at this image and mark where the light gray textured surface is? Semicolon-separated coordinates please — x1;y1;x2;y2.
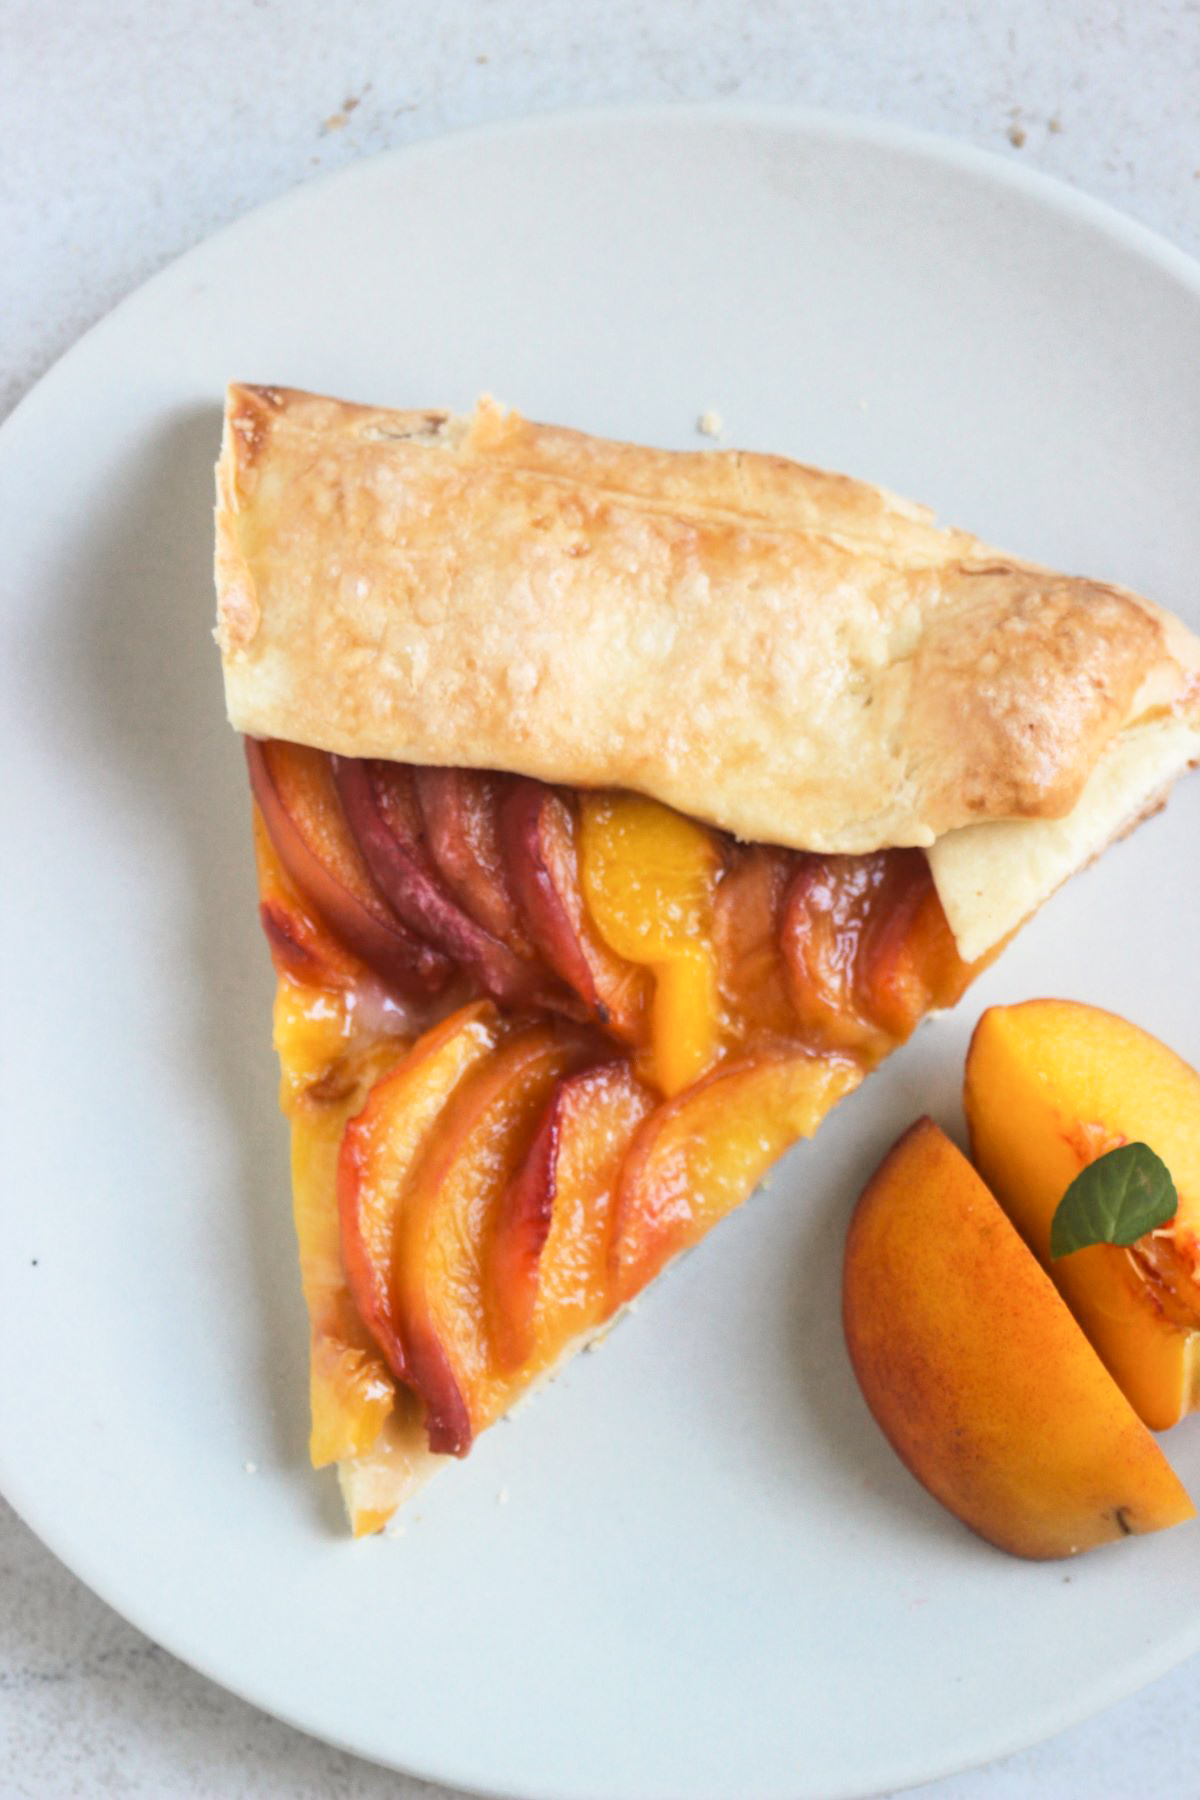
4;2;1200;1795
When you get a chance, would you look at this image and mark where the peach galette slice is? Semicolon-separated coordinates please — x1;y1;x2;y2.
218;388;1200;1534
250;740;982;1532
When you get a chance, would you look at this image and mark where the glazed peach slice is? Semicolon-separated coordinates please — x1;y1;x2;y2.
334;757;550;1008
256;828;418;1467
251;805;367;994
844;1118;1194;1558
338;1002;502;1385
283;1010;413;1467
489;1060;655;1373
711;844;798;1045
609;1051;861;1305
965;1001;1200;1431
579;793;722;1095
501;780;647;1040
782;850;974;1059
247;738;450;998
384;1024;592;1453
412;766;534;955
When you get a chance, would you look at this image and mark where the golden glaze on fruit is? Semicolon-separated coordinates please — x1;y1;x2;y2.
251;742;989;1497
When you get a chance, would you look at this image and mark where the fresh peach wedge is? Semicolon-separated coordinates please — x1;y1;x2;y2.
578;793;722;1095
609;1051;861;1305
338;1001;502;1386
844;1119;1194;1558
247;738;450;998
489;1060;655;1373
378;1023;594;1453
965;1001;1200;1431
501;779;648;1041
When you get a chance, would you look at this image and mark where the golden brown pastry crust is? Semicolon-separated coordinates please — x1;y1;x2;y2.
216;385;1200;854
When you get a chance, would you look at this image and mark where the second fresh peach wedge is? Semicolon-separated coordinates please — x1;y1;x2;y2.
843;1117;1193;1558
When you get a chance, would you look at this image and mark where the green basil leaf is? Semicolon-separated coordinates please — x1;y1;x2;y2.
1050;1143;1178;1258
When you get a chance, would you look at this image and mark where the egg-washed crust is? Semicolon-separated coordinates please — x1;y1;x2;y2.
215;384;1200;856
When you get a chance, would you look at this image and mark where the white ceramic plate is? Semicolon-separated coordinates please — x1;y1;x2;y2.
3;105;1199;1800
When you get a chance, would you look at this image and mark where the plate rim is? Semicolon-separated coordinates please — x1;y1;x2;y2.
3;98;1200;1800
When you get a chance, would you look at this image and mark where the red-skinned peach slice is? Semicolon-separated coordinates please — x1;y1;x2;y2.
247;738;450;999
844;1118;1195;1558
335;756;552;1008
781;852;893;1055
712;843;798;1044
412;766;534;955
251;805;368;992
500;779;648;1043
338;1002;502;1385
609;1051;861;1305
781;850;971;1057
856;854;975;1041
489;1060;655;1372
392;1024;595;1453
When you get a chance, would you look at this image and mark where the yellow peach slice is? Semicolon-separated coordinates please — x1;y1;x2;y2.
609;1050;860;1304
965;1000;1200;1431
579;793;721;1095
843;1118;1194;1558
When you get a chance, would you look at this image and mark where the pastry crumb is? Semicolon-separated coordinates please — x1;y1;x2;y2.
1048;115;1063;134
1007;123;1027;149
697;409;724;439
322;92;366;135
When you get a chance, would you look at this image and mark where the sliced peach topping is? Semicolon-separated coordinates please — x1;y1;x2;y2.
579;793;723;1095
711;843;798;1045
782;849;972;1059
489;1060;655;1372
248;738;450;998
345;1022;594;1454
253;821;414;1466
270;975;415;1468
251;741;1007;1481
501;780;648;1039
338;1002;502;1387
252;805;367;995
334;757;549;1008
609;1050;861;1305
412;767;534;955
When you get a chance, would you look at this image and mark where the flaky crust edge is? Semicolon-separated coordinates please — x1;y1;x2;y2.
215;385;1200;854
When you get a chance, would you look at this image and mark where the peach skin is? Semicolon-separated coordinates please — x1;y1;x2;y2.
965;1001;1200;1431
843;1117;1194;1559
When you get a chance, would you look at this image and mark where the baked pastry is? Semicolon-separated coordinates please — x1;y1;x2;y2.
215;385;1200;1533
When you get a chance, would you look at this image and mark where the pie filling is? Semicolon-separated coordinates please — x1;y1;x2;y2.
247;736;990;1504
